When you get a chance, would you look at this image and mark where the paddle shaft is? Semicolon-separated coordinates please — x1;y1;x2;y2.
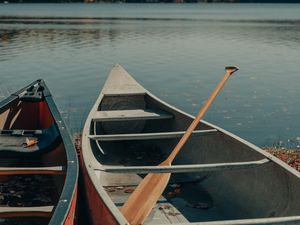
165;66;238;164
121;66;239;225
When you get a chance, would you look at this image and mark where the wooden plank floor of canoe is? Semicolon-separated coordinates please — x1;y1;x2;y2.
103;183;188;224
95;170;186;224
95;170;228;224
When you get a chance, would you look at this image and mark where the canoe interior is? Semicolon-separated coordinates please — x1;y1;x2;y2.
0;98;66;224
90;93;300;224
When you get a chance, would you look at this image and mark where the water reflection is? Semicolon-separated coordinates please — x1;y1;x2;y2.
1;17;300;50
1;5;300;147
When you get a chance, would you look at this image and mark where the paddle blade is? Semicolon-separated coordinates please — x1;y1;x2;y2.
120;172;171;225
225;66;239;75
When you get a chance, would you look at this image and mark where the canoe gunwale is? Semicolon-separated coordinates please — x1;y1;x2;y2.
43;92;79;225
81;133;130;225
82;92;131;224
0;80;79;225
176;215;300;225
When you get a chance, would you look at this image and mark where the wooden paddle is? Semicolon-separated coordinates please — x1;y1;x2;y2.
120;66;239;225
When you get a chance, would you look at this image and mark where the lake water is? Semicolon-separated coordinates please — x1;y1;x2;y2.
1;3;300;148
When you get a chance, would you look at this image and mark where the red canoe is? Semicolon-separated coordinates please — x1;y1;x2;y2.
0;79;78;225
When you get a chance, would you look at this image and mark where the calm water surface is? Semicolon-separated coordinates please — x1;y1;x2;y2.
1;3;300;147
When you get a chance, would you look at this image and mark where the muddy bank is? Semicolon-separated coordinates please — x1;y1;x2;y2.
265;148;300;172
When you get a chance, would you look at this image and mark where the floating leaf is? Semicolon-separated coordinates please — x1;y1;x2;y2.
124;188;135;193
24;138;38;148
159;204;171;210
173;188;181;194
167;191;175;198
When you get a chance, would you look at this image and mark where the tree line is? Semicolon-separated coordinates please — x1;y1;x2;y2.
4;0;300;3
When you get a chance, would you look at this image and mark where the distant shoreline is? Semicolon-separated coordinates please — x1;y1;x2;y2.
2;1;300;3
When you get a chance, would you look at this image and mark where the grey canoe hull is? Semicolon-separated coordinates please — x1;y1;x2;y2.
81;64;300;225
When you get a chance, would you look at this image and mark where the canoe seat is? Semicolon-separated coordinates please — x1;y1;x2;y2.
88;129;218;141
0;124;60;156
95;158;270;174
0;166;65;175
0;205;53;218
92;109;173;122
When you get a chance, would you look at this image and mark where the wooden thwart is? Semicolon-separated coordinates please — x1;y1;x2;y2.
0;166;65;175
92;109;173;122
96;158;269;174
0;205;54;218
0;129;43;136
88;129;218;141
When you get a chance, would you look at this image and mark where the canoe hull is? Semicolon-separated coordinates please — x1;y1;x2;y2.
81;65;300;225
80;149;119;225
64;187;78;225
0;79;78;225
